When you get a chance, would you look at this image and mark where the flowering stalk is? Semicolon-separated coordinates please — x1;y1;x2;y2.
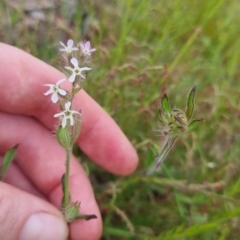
155;86;203;168
44;39;96;222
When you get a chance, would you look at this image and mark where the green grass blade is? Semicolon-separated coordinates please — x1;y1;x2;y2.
156;136;178;168
104;227;139;238
0;145;18;181
185;85;196;120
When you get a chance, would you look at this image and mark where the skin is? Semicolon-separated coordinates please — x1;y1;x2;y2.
0;43;138;240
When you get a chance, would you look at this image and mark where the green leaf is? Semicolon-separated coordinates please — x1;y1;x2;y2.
0;145;18;181
185;85;196;120
161;94;171;114
188;118;204;131
156;136;178;168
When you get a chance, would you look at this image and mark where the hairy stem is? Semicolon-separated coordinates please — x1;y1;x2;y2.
156;136;178;168
63;147;72;209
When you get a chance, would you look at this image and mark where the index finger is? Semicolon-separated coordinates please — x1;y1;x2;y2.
0;43;138;175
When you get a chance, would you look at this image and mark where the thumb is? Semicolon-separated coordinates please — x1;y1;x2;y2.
0;182;68;240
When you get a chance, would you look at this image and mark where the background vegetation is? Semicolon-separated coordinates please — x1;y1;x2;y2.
1;0;240;239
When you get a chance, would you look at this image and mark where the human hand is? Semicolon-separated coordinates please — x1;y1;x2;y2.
0;43;138;240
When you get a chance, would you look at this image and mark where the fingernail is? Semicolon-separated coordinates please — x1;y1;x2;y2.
19;212;68;240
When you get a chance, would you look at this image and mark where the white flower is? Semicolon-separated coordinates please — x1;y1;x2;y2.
80;41;96;56
206;162;216;169
54;102;80;128
65;58;91;82
44;79;67;103
60;39;79;54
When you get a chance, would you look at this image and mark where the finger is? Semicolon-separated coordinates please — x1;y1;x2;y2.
0;158;45;199
0;182;68;240
0;112;102;240
0;43;138;176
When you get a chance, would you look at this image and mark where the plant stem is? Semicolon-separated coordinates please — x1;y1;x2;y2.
63;147;72;209
155;136;178;168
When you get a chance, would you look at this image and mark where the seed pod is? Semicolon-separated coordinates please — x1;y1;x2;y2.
64;202;80;222
56;126;72;148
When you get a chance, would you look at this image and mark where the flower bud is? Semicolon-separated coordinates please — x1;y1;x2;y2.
64;201;80;222
172;109;188;131
56;126;72;148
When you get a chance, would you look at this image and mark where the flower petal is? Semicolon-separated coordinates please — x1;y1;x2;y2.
68;73;76;82
60;41;66;47
65;66;72;71
51;93;58;103
67;39;74;47
85;41;90;50
69;116;74;126
54;112;64;117
79;67;91;78
90;48;96;53
71;110;80;115
80;67;92;72
70;58;78;67
79;73;86;79
65;102;71;110
62;117;67;128
58;89;66;96
56;78;66;85
44;89;53;95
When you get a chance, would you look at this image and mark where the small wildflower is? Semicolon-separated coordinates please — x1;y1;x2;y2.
54;102;80;128
44;79;67;103
60;39;79;54
80;41;96;56
206;162;216;169
65;58;91;82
